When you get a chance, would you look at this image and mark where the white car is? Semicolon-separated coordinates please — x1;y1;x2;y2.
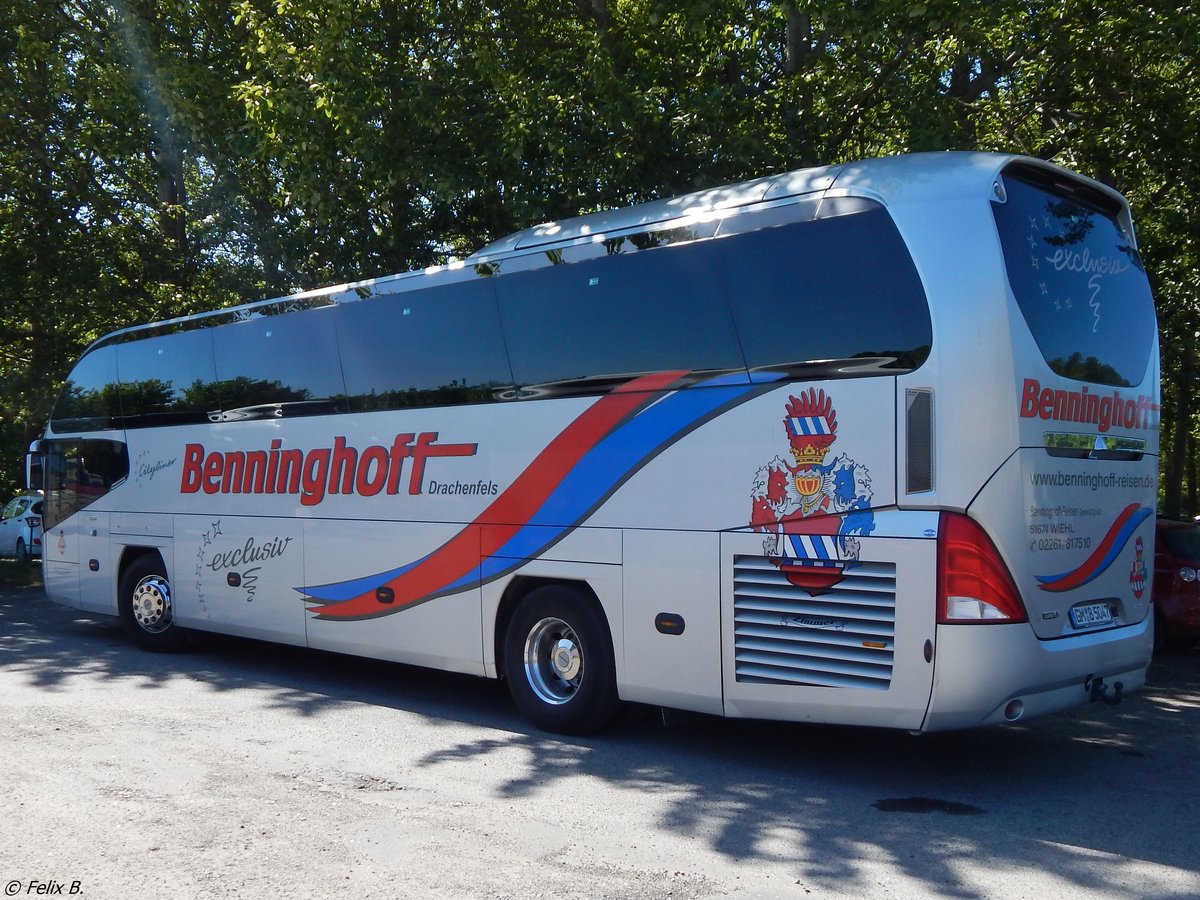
0;492;43;561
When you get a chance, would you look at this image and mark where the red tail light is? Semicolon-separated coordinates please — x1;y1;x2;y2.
27;516;41;528
937;512;1028;623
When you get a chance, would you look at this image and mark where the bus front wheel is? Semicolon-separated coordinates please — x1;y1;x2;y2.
503;585;621;735
119;553;186;652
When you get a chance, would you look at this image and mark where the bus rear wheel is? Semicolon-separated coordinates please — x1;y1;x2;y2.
503;585;621;735
119;553;186;652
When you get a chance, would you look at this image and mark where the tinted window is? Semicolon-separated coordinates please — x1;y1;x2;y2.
212;307;347;419
116;328;218;426
337;279;514;410
42;438;129;529
718;207;931;377
1162;525;1200;561
993;170;1156;387
50;345;122;433
496;239;747;395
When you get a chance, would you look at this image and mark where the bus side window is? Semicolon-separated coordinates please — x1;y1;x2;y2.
337;279;515;411
116;328;218;427
495;239;748;395
42;439;128;530
716;207;932;377
212;306;347;417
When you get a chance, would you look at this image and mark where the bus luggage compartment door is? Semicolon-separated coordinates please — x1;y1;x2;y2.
720;527;937;729
175;515;307;646
303;519;486;676
77;510;112;614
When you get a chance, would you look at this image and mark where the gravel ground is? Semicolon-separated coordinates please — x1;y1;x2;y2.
2;583;1199;900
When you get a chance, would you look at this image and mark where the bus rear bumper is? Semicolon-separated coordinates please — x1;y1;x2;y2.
921;616;1153;732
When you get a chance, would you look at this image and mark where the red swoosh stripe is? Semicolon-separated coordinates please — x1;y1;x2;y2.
1036;503;1144;592
305;370;686;618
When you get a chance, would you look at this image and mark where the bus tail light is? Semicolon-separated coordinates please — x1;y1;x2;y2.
937;513;1028;623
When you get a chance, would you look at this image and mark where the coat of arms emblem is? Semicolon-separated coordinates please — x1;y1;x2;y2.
750;388;875;594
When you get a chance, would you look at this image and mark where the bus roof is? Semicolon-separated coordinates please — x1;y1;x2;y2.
86;151;1128;353
466;164;845;258
465;150;1118;259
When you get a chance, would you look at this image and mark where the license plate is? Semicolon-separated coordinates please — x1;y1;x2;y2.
1069;602;1114;629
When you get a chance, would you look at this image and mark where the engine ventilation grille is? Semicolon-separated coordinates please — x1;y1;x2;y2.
733;554;898;689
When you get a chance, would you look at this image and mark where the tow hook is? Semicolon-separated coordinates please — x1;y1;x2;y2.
1085;676;1124;706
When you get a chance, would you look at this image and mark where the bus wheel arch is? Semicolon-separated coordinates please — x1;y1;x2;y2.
499;579;621;735
118;548;186;652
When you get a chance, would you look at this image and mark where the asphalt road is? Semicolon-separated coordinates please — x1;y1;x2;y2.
2;583;1198;899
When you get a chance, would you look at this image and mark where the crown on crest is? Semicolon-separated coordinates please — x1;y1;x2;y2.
784;389;837;466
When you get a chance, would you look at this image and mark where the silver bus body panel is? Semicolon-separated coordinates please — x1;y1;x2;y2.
38;152;1158;732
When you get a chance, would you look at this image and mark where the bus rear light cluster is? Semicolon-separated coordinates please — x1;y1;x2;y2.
937;512;1028;624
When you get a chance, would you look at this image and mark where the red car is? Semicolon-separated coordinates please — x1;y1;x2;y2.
1154;517;1200;650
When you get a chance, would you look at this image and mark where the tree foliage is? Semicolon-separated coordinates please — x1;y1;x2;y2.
1;0;1197;508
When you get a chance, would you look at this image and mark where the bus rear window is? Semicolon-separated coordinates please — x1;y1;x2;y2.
993;169;1156;387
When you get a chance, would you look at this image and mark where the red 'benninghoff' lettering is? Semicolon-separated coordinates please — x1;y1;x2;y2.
180;434;477;506
1019;378;1159;433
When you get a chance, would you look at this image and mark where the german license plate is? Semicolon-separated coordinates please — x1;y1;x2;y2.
1069;602;1114;629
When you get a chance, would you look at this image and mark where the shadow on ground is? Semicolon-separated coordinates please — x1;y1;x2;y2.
3;584;1196;898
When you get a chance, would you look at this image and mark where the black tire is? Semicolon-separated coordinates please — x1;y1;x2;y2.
503;585;621;735
119;553;186;652
15;538;28;564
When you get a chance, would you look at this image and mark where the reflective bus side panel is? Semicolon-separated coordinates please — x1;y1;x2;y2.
36;152;1158;734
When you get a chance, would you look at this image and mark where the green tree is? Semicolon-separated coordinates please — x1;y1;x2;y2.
1;0;1197;509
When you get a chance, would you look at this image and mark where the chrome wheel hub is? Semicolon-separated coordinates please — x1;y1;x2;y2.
551;637;582;682
131;575;172;634
524;617;583;705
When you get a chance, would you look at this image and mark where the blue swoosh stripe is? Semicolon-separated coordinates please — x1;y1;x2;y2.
442;376;775;593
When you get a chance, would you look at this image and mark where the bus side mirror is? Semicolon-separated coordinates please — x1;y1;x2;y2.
24;441;44;492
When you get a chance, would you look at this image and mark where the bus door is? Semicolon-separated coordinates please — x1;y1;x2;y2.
720;521;939;730
42;438;128;609
42;457;80;611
